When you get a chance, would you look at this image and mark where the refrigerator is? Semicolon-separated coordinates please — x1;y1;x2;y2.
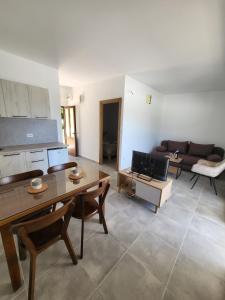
47;147;69;167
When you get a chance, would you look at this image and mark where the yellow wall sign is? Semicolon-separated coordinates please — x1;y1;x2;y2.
146;95;152;104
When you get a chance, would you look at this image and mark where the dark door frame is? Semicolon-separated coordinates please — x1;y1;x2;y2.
99;98;122;170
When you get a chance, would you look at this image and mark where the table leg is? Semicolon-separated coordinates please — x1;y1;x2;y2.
1;225;22;291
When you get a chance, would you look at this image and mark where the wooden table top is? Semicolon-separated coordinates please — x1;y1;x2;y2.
0;166;110;226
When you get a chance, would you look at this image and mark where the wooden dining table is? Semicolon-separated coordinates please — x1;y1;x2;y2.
0;165;110;291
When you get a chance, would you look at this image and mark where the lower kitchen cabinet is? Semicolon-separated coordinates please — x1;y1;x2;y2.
0;149;49;178
0;152;27;177
25;149;48;174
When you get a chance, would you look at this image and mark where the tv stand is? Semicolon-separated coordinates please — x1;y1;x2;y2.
118;168;172;213
136;173;152;182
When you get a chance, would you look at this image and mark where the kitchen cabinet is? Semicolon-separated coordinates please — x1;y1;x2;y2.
0;80;6;117
25;149;48;174
0;152;27;177
2;80;31;118
29;86;50;119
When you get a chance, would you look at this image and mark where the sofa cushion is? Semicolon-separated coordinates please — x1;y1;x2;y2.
188;142;214;157
168;140;188;154
180;154;200;166
207;154;222;162
156;146;167;152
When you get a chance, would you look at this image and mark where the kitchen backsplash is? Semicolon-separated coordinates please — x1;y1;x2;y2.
0;117;58;147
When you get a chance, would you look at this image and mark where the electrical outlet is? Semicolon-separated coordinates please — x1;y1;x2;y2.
26;133;34;138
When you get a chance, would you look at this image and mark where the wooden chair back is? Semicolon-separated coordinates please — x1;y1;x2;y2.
15;200;74;236
0;170;43;186
47;162;77;174
80;181;110;204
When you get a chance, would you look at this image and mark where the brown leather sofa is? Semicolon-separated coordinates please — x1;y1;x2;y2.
152;140;224;171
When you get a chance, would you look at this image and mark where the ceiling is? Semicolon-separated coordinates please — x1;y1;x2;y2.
0;0;225;93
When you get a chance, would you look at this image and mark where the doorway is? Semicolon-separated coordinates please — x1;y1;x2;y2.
61;106;78;156
99;98;122;170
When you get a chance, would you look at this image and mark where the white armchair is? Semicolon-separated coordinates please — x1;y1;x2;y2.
191;159;225;194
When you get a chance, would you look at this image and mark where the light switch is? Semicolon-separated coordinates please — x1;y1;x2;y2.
26;133;34;138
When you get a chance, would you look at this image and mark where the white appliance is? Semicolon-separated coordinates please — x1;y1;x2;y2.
47;147;69;167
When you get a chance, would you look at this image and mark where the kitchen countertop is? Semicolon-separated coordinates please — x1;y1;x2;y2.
0;142;68;155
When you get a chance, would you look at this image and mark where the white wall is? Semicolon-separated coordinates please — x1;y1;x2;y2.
120;76;163;169
159;91;225;149
0;50;62;141
78;76;124;162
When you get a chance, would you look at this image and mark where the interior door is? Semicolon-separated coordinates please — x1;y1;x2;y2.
62;106;78;156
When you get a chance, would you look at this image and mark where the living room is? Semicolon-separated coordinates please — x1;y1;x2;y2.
0;1;225;300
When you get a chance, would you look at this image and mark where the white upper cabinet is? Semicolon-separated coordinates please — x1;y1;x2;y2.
29;86;50;119
2;80;31;117
0;80;6;117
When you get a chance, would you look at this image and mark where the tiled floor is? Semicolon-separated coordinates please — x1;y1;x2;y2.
1;157;225;299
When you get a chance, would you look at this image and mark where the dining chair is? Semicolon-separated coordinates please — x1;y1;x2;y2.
0;169;50;260
47;162;77;174
0;169;44;186
72;181;110;258
13;200;77;300
47;161;78;211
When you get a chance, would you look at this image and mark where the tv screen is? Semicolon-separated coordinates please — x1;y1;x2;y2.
150;155;169;181
131;151;151;176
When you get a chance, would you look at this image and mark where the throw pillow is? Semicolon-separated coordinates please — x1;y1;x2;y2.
156;146;167;152
168;140;188;154
207;154;221;162
188;142;214;157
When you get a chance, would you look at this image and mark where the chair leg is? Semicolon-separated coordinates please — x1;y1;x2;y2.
211;178;218;195
17;236;27;261
28;254;36;300
191;175;199;189
99;208;103;224
209;177;212;186
99;208;108;234
52;203;57;212
63;232;78;265
190;173;197;181
80;217;84;259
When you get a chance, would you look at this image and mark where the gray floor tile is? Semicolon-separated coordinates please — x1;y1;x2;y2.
100;253;164;300
148;214;186;249
190;215;225;249
107;212;141;248
181;230;225;281
169;191;199;212
196;204;225;226
167;254;225;300
158;200;194;227
107;192;133;211
162;289;191;300
89;290;105;300
199;189;225;209
35;263;96;300
0;253;25;300
80;234;125;285
128;232;178;283
122;197;156;230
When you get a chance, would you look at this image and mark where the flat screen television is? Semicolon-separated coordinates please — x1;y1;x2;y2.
150;155;169;181
131;151;169;181
131;151;151;176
